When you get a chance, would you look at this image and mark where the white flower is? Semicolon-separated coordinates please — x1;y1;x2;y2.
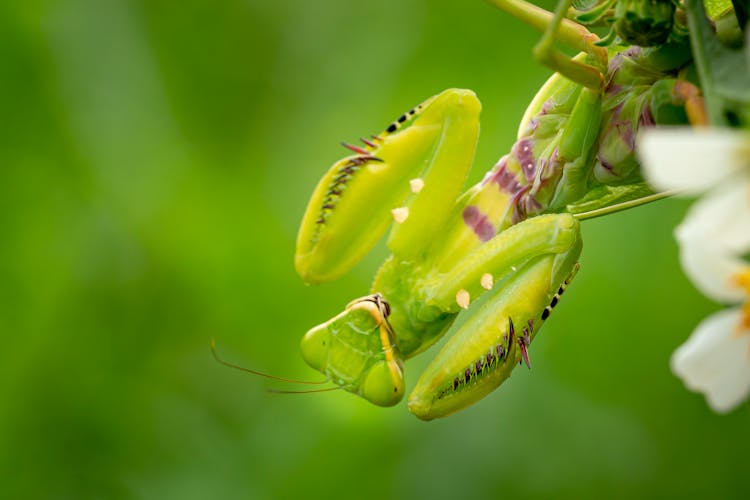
638;128;750;413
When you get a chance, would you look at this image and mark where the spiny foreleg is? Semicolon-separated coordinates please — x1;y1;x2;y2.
408;213;582;420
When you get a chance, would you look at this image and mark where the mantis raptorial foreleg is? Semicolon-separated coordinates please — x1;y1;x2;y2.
407;213;581;420
295;89;480;284
409;215;581;420
420;214;580;312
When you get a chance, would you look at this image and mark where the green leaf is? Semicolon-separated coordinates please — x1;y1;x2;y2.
686;0;750;128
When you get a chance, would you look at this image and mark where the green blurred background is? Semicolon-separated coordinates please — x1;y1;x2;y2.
1;0;747;498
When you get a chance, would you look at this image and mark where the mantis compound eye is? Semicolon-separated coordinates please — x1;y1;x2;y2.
361;359;404;407
300;322;330;373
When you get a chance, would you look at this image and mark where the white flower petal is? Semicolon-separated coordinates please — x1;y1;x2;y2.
638;129;749;194
678;243;749;303
676;181;750;253
674;181;750;303
671;308;750;413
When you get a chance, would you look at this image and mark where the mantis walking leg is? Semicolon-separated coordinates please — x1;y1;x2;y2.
486;0;607;89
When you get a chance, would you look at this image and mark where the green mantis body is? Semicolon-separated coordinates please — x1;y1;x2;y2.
294;0;702;420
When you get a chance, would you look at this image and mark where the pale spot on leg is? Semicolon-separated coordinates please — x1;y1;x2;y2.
481;273;493;290
456;289;470;309
391;207;409;224
409;178;424;193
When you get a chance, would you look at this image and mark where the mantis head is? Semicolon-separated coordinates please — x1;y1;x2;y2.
300;294;405;407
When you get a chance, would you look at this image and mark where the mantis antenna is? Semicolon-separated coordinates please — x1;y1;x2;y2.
267;386;344;395
211;338;328;385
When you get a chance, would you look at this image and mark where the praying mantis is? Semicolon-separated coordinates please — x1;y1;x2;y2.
281;0;709;420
